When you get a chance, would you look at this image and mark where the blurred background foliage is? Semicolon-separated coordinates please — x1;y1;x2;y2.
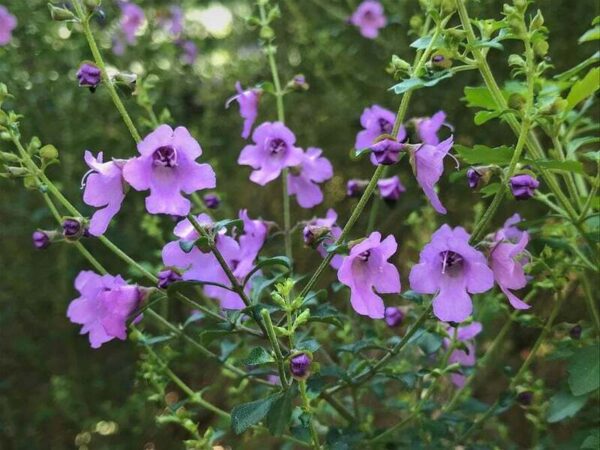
0;0;598;448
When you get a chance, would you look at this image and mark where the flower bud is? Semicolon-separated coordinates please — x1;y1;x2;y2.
517;391;533;406
287;74;309;91
409;15;423;31
32;230;51;250
533;40;549;57
569;324;582;340
39;144;59;162
157;269;182;289
530;9;544;30
387;55;412;79
0;151;19;163
467;166;492;189
303;224;331;248
259;26;275;41
346;179;369;198
77;63;102;92
289;352;312;379
508;93;526;111
370;139;403;165
62;218;85;241
510;174;539;200
430;50;453;69
202;193;220;209
384;307;404;328
48;4;76;21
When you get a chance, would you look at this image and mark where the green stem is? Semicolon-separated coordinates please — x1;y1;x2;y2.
73;0;142;143
582;276;600;333
299;379;321;450
260;308;289;386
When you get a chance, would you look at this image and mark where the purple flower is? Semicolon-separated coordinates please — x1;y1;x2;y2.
347;179;368;198
32;230;51;250
510;174;539;200
0;6;17;46
370;138;403;165
76;63;101;91
416;111;451;145
409;225;494;323
179;40;197;65
349;1;387;39
123;125;216;216
83;151;127;236
467;167;481;189
445;322;482;387
203;193;220;209
490;230;531;310
497;213;525;243
338;232;401;319
119;2;144;44
226;82;261;139
238;122;303;185
164;6;183;36
157;269;181;289
290;353;312;379
409;136;454;214
67;270;142;348
377;176;405;202
288;147;333;208
355;105;404;150
384;306;404;328
305;209;343;269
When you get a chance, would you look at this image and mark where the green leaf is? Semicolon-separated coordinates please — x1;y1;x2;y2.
579;25;600;43
410;35;445;49
231;395;278;434
546;390;589;423
474;110;504;125
525;159;585;175
242;347;275;365
566;67;600;111
454;144;514;165
555;51;600;81
583;151;600;162
243;256;291;286
479;182;501;198
581;430;600;449
390;71;453;95
568;345;600;396
266;389;295;436
463;86;498;110
567;136;600;154
213;218;244;233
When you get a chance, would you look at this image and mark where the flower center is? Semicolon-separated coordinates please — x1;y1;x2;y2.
440;250;463;276
378;118;393;134
358;250;371;262
153;146;177;167
268;138;287;155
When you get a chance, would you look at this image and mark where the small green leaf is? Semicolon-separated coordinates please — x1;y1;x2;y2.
242;347;275;366
479;182;501;198
463;86;498;110
568;345;600;396
579;25;600;43
243;256;291;286
474;110;504;125
266;389;295;436
525;159;585;175
390;71;453;95
546;390;589;423
231;395;278;434
454;144;514;165
566;67;600;111
213;218;244;233
410;35;445;49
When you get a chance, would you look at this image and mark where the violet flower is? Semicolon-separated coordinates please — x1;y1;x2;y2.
119;2;144;44
416;111;451;145
445;322;482;387
377;176;405;202
203;193;220;209
467;167;481;189
76;63;102;92
490;230;531;310
305;209;343;269
179;40;197;65
32;230;51;249
409;225;494;323
82;151;127;236
157;269;181;289
349;1;387;39
164;6;183;36
409;136;454;214
123;125;216;216
510;174;539;200
0;6;16;46
347;179;369;198
355;105;404;150
384;306;404;328
226;82;261;139
370;138;403;165
238;121;303;185
497;213;525;243
67;270;143;348
337;232;401;319
288;147;333;208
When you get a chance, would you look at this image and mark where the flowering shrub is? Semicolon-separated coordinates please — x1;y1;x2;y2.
1;0;599;448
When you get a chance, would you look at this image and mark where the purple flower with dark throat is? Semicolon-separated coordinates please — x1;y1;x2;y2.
0;6;17;46
490;230;531;310
355;105;404;150
238;122;303;185
350;1;387;39
510;174;539;200
445;322;482;387
76;63;102;91
338;232;401;319
377;176;405;202
226;82;261;139
409;225;494;323
409;136;454;214
288;147;333;208
370;138;403;165
305;209;343;269
67;270;143;348
82;151;127;236
416;111;451;145
123;125;216;216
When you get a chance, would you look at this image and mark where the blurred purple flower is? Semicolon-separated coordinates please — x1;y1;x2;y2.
119;2;144;44
496;213;525;243
444;322;482;387
67;270;142;348
377;176;405;202
349;1;387;39
226;82;261;139
164;6;184;36
305;209;343;269
82;151;127;236
123;125;216;216
409;136;454;214
179;40;197;65
510;174;539;200
416;111;451;145
203;193;220;209
384;306;404;328
490;230;531;310
370;138;403;165
338;232;401;319
347;179;369;198
355;105;404;150
409;225;494;323
0;6;17;46
157;269;181;289
288;147;333;208
238;121;303;185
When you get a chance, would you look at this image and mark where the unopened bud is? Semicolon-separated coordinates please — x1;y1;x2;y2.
289;352;312;379
430;50;453;69
62;218;86;241
259;26;275;41
533;40;549;57
48;3;76;21
40;144;59;162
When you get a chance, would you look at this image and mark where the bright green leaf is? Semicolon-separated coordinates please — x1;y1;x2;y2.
579;25;600;43
525;159;585;175
546;390;589;423
454;144;514;165
568;345;600;396
390;71;453;95
566;67;600;111
410;35;445;49
242;347;274;366
463;86;498;110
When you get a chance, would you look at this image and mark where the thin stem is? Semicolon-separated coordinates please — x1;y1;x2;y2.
261;309;289;386
299;379;321;450
73;0;142;143
582;276;600;333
